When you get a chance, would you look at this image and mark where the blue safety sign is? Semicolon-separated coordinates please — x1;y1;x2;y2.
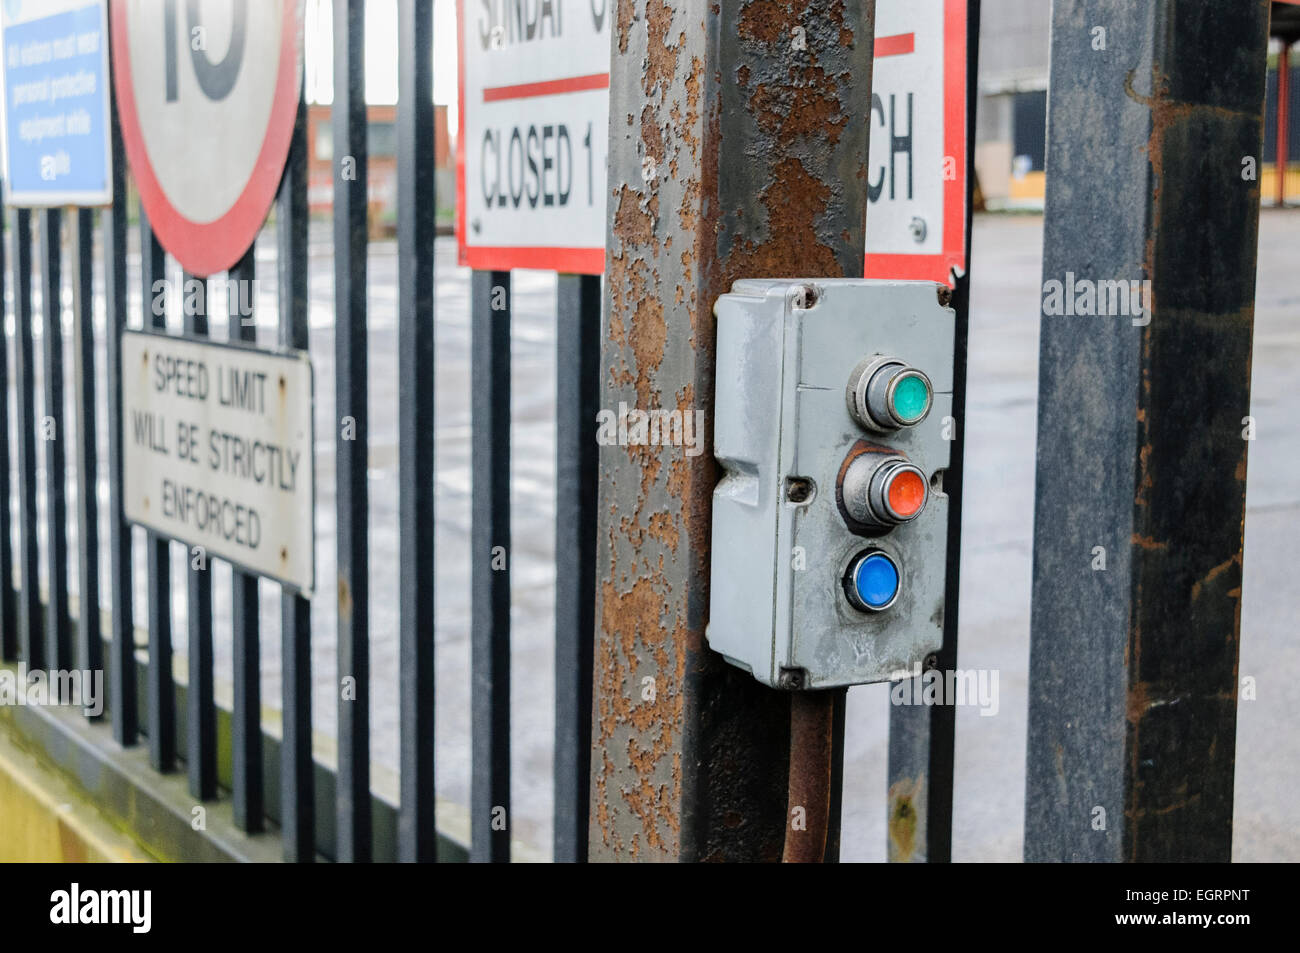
0;0;112;207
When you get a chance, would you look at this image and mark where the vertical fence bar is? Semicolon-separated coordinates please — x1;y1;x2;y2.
470;268;510;864
0;209;14;660
70;209;102;698
228;246;263;832
1024;0;1269;862
182;273;216;799
39;209;71;675
141;215;174;772
1277;44;1290;208
397;0;437;864
105;83;136;745
591;0;876;861
553;273;599;864
825;689;847;861
13;210;42;671
333;0;371;863
885;0;980;864
279;85;314;862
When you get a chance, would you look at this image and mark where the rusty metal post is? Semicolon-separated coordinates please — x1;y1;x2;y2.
591;0;876;861
1025;0;1269;862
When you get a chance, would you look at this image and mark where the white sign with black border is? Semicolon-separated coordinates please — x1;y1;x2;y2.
121;331;315;593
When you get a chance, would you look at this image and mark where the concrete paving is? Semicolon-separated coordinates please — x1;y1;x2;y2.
12;208;1299;861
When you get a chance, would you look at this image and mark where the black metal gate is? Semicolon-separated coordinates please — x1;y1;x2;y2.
0;0;1277;864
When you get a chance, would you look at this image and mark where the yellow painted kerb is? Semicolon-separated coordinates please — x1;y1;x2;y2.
0;725;153;863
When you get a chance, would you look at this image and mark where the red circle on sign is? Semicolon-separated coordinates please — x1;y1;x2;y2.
110;1;301;277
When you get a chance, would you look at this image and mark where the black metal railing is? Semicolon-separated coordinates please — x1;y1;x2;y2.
0;0;600;864
0;0;1270;867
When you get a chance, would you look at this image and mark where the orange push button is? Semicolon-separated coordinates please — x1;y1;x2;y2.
885;467;927;520
840;454;930;530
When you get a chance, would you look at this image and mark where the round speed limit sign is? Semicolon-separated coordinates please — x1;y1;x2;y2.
111;0;302;276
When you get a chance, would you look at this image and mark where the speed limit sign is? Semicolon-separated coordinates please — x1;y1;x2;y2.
110;0;302;276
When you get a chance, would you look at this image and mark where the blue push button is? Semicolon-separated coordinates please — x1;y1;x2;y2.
846;551;900;612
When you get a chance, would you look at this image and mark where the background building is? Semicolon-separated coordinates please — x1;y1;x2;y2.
306;103;456;233
975;0;1051;209
975;0;1300;208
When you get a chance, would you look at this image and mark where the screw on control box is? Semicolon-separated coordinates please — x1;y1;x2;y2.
707;279;956;690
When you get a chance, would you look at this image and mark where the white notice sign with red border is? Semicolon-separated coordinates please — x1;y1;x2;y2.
863;0;967;285
457;0;966;283
457;0;610;274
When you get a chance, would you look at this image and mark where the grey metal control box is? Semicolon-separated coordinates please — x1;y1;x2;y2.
707;278;956;690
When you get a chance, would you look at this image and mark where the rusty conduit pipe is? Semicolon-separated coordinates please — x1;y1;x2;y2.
783;691;838;863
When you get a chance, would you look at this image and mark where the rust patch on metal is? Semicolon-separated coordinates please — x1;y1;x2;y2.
737;0;786;45
643;0;682;98
594;541;687;852
1130;533;1168;551
887;774;924;862
616;0;634;54
748;72;849;145
640;104;665;175
628;287;667;401
1126;680;1153;725
1127;65;1259;301
1189;552;1241;604
612;184;657;250
721;158;842;279
593;750;620;851
647;510;680;551
337;575;351;618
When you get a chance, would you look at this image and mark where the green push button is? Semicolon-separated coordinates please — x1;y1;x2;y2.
891;372;931;424
851;358;936;431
